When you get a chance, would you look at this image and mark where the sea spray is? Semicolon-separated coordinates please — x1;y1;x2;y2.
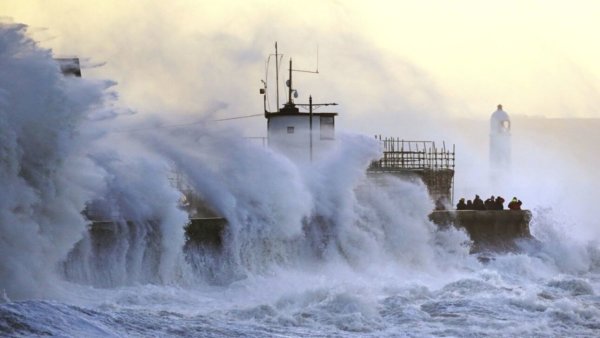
143;125;313;282
514;207;600;276
0;22;476;302
0;22;189;296
141;126;472;284
62;150;188;287
0;23;110;299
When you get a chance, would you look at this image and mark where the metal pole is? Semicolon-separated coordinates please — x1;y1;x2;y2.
275;42;280;112
309;95;313;162
288;58;293;104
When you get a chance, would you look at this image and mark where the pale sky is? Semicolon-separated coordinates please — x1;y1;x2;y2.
3;0;600;132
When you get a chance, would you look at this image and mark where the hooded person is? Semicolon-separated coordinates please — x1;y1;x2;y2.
456;198;467;210
508;197;522;210
495;196;505;210
484;195;495;210
473;194;485;210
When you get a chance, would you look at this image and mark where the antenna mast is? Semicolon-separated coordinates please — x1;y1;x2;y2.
288;58;293;104
275;42;280;112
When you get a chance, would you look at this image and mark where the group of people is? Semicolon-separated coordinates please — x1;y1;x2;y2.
456;195;523;211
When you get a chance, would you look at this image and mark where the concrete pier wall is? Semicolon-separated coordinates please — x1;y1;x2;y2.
184;217;226;247
429;210;532;252
63;220;163;287
86;211;532;256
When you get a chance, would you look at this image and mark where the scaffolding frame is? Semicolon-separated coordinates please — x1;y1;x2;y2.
369;136;456;203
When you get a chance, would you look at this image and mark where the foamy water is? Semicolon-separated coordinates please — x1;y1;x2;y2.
1;23;599;337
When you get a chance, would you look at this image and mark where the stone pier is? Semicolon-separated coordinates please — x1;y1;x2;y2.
429;210;533;252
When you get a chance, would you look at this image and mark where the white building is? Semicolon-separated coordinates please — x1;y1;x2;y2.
260;50;338;163
266;101;337;163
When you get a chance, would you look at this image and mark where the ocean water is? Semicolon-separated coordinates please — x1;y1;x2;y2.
1;23;600;337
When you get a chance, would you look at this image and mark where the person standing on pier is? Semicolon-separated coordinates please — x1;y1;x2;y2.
466;200;473;209
508;197;522;210
473;195;485;210
495;196;505;210
484;196;495;209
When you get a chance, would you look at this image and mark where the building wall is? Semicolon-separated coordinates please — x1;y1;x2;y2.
267;114;335;162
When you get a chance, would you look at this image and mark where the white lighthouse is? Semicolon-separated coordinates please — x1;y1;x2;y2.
490;104;511;175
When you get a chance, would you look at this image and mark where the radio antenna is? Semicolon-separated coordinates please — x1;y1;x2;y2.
275;42;280;111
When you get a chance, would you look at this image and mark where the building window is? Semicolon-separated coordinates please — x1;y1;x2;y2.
320;116;334;140
287;126;294;134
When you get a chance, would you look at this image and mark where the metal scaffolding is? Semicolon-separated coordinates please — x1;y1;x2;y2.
369;136;456;203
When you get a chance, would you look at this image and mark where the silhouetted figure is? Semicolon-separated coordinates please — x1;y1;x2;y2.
456;198;467;210
508;197;522;210
466;200;473;210
473;195;485;210
484;195;495;210
495;196;505;210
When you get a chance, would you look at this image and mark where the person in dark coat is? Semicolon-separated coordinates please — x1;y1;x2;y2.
466;200;473;209
495;196;505;210
508;197;522;210
473;195;485;210
484;195;495;210
456;198;467;210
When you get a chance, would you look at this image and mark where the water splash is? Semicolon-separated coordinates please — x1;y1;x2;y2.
0;22;108;299
0;22;472;301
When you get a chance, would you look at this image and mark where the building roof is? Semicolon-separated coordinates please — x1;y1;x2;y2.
265;111;338;118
